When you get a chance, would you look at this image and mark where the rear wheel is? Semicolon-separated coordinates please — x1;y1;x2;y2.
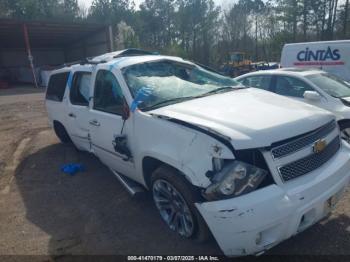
151;166;210;242
53;122;72;144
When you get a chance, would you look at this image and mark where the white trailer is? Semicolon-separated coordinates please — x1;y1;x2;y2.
281;40;350;81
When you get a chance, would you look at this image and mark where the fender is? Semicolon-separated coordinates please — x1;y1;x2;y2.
136;114;236;188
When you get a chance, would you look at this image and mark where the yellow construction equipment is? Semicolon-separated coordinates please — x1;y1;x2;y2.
220;52;254;77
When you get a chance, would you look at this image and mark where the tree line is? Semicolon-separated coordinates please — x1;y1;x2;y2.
0;0;349;67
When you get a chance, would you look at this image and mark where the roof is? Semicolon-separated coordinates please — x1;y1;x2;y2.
91;49;158;62
101;54;193;70
0;18;107;48
53;51;194;74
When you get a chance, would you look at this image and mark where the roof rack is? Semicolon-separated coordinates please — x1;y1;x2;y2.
58;49;158;69
58;58;107;69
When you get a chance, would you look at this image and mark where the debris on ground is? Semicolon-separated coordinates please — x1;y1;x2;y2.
60;163;85;176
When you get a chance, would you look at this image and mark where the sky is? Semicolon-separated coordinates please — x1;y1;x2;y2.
78;0;229;10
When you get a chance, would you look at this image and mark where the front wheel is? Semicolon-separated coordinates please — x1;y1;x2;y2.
151;166;210;241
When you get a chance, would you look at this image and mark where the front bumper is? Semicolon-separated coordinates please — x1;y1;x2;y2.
196;142;350;257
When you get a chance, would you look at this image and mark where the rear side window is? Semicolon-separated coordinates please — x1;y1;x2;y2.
70;72;91;106
46;72;70;102
240;75;272;91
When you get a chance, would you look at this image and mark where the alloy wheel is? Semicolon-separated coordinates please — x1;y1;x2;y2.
152;179;194;238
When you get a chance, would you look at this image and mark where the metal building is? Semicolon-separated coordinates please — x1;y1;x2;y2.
0;19;114;87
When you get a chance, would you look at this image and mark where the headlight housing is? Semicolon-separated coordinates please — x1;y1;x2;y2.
204;160;267;201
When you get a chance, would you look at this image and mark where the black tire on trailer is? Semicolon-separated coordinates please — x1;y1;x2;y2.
151;165;211;242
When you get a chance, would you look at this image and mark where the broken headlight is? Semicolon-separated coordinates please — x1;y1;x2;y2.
204;160;267;201
212;157;224;172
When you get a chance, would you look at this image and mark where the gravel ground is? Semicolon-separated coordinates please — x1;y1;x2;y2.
0;87;349;258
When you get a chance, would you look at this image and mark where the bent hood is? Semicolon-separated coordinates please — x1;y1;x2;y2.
150;88;334;149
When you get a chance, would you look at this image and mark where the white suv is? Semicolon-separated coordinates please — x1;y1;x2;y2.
45;50;350;256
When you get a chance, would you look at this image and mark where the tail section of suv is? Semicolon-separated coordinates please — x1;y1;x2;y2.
45;51;350;256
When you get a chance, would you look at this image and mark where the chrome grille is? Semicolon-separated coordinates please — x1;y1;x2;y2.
278;136;340;182
271;120;336;159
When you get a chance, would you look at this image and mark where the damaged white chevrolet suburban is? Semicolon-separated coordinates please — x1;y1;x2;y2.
45;49;350;256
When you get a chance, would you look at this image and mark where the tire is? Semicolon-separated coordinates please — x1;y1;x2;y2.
341;128;350;144
151;165;210;242
338;121;350;144
54;122;72;144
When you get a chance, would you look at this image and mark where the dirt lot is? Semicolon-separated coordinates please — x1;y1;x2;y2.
0;87;349;257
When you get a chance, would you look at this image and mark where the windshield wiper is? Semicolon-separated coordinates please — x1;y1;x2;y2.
141;96;196;111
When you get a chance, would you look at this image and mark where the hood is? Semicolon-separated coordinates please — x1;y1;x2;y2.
150;88;334;149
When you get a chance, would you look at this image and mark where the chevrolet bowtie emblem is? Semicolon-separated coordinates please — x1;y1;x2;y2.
313;139;327;154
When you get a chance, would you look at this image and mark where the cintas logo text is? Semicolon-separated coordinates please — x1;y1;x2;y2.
294;46;344;66
297;46;340;61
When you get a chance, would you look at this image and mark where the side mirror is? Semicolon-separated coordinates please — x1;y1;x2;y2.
304;91;321;101
122;99;130;121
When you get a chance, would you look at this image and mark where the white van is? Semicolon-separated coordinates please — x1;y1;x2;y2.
281;40;350;81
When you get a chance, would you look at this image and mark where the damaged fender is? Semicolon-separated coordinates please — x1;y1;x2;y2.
135;113;235;188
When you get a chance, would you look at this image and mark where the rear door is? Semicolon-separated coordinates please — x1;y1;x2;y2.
65;69;92;151
45;71;70;127
89;69;135;177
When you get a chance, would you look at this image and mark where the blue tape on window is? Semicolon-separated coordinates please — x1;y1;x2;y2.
67;72;73;89
130;87;152;112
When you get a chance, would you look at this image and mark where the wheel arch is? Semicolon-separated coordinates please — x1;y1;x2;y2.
53;119;65;129
141;155;198;190
337;119;350;131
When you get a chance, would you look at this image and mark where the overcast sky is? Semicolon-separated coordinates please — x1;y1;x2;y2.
78;0;229;10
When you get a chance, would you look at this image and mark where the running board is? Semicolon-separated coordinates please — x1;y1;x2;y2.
112;170;145;196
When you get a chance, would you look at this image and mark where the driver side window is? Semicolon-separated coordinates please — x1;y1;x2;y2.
274;76;313;98
93;70;125;115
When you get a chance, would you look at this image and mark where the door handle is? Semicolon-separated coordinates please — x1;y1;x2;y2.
89;119;100;126
68;113;76;118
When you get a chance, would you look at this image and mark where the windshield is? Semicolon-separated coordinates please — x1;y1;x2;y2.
306;73;350;98
123;60;241;111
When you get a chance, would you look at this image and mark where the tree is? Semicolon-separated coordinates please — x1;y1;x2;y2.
88;0;134;24
61;0;79;19
115;21;140;49
0;0;80;20
344;0;350;37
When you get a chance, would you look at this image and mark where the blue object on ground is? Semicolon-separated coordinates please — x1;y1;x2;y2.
61;163;85;176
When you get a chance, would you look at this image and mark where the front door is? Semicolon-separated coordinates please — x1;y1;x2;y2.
89;69;134;177
272;75;326;107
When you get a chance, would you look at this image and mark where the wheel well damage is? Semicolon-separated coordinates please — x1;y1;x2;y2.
142;156;204;196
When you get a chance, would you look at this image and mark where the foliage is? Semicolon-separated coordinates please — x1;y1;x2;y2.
1;0;349;66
